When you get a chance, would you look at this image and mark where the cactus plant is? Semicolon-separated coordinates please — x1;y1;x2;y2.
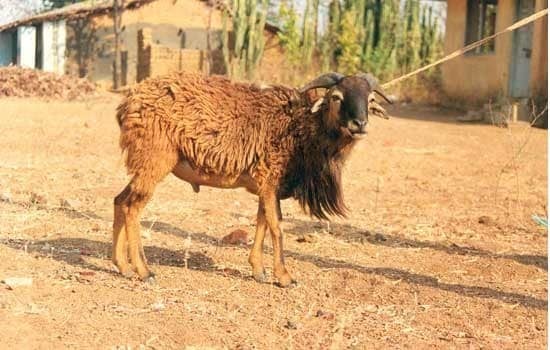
221;0;268;80
276;0;443;85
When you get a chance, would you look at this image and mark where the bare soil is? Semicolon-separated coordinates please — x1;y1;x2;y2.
0;95;547;349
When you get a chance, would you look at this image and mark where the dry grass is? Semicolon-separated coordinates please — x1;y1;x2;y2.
0;96;546;349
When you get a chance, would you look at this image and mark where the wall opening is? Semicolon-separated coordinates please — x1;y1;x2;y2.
35;23;43;69
465;0;498;54
11;30;17;64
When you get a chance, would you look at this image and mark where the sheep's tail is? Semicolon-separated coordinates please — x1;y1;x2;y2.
115;96;147;175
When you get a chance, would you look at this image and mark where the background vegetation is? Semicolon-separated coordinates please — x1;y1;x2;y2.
275;0;444;91
3;0;445;97
221;0;444;98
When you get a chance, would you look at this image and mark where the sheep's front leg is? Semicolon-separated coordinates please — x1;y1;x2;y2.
249;199;267;282
262;191;295;287
249;198;283;282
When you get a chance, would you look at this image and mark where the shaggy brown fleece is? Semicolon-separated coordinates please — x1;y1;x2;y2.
116;73;354;220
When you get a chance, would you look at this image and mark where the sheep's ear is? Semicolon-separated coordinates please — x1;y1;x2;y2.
369;100;390;119
368;92;390;119
299;72;344;93
310;97;325;113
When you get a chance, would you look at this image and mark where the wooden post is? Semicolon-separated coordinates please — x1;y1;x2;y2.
204;1;213;76
113;0;124;89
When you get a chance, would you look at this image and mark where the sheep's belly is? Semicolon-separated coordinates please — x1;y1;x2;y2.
172;161;259;194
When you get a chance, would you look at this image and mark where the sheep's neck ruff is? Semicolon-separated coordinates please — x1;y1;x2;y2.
283;110;357;221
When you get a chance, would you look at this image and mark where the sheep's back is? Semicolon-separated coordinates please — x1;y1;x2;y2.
116;73;296;178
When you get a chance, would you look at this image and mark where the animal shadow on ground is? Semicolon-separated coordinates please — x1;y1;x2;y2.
283;217;548;271
149;219;547;310
0;199;247;280
0;201;546;309
0;237;224;279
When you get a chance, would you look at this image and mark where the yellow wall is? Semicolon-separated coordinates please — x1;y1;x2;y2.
65;0;284;88
442;0;515;104
257;31;286;83
442;0;547;104
530;0;548;95
86;0;224;87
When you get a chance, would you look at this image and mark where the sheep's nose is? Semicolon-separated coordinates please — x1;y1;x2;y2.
353;119;367;130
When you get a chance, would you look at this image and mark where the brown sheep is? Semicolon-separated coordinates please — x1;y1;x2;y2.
113;72;390;287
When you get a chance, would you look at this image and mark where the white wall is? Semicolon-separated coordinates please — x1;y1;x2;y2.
56;20;66;74
41;20;66;74
42;21;54;71
17;26;36;68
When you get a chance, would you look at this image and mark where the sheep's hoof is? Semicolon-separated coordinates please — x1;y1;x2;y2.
115;264;134;279
276;274;297;288
252;269;267;283
141;273;156;285
276;279;298;289
143;274;157;285
121;270;135;279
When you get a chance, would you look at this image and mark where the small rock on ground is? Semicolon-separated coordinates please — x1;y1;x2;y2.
0;190;12;203
60;198;81;209
478;216;493;225
221;229;248;245
297;234;317;243
2;277;33;289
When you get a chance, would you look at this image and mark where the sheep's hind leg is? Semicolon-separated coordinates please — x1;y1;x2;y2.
124;182;155;282
249;200;267;282
123;152;178;282
113;185;133;277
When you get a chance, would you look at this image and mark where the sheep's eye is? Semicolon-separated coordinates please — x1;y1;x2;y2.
331;95;342;102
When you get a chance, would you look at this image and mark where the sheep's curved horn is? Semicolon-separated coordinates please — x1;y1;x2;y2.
299;72;345;93
355;72;379;89
355;72;393;104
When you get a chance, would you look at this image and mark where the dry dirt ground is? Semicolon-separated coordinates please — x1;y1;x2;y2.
0;95;547;349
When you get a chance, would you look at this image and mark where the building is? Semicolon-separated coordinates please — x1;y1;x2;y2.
0;13;66;74
442;0;547;110
0;0;284;88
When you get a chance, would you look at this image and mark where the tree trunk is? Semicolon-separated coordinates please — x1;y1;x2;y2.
113;0;124;90
312;0;319;45
204;4;213;76
373;0;382;49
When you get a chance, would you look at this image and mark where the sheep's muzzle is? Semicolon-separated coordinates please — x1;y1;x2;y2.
347;118;368;136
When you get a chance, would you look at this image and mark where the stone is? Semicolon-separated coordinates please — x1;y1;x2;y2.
221;229;248;245
2;277;33;289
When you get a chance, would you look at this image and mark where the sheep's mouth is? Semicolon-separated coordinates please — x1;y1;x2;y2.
341;124;367;138
346;127;367;139
351;129;368;139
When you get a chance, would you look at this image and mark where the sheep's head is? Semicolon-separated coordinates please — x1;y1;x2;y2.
300;72;392;137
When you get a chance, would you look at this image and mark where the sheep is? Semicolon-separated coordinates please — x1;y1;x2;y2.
113;71;391;287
